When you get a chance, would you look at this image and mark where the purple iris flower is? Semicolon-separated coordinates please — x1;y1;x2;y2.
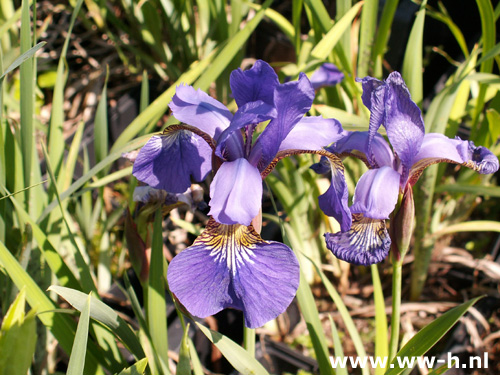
132;60;352;328
318;71;499;266
310;63;344;90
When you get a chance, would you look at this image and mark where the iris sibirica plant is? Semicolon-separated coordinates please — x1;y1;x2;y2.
316;72;499;266
132;60;352;328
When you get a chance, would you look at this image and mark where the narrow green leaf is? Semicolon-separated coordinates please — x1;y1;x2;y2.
307;255;369;375
372;0;399;76
310;2;363;61
402;0;427;106
195;323;270;375
434;183;500;197
67;293;92;375
385;297;482;375
39;135;149;222
115;358;148;375
427;363;453;375
177;323;192;375
147;209;170;374
357;0;378;77
0;41;45;79
0;288;37;375
0;241;110;372
48;286;145;360
313;104;369;129
20;0;34;195
371;264;388;375
41;144;97;294
48;0;84;186
94;67;110;173
328;315;347;375
431;221;500;237
302;0;332;32
194;0;273;91
0;181;81;289
247;2;294;42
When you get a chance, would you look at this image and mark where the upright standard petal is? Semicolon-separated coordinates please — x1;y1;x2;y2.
254;73;315;168
325;214;391;266
208;158;263;225
350;167;401;220
278;116;344;152
310;63;344;90
409;133;500;184
230;60;280;108
169;85;233;139
167;219;300;328
383;72;425;175
133;131;212;193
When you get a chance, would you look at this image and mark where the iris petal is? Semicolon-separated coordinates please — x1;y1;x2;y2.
215;100;276;161
167;219;300;328
310;63;344;90
278;116;344;152
253;73;315;168
328;131;395;168
383;72;425;175
208;158;263;225
169;85;233;139
324;214;390;265
132;132;212;193
230;60;280;108
317;155;352;232
409;133;500;184
350;167;401;220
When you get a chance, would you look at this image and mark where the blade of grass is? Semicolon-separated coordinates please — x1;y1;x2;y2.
195;322;270;375
48;0;84;187
306;254;369;375
357;0;378;77
371;0;399;76
48;285;145;360
194;0;273;91
94;66;110;176
310;2;363;62
328;315;347;375
38;135;149;223
147;209;170;374
66;293;92;375
20;0;34;202
401;0;427;106
0;241;111;372
385;297;482;375
371;264;388;375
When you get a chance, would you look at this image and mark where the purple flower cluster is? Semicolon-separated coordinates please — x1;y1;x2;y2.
132;61;498;327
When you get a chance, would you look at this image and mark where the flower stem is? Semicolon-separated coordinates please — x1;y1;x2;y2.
243;324;256;357
388;258;403;362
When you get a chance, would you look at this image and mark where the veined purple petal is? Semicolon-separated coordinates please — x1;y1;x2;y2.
350;167;400;220
318;156;352;231
170;85;233;139
310;63;344;90
357;76;384;112
215;100;276;161
167;219;300;328
329;131;395;168
230;60;280;108
133;132;212;193
208;158;263;225
278;116;344;152
325;214;391;265
409;133;500;184
253;73;315;168
383;72;425;175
